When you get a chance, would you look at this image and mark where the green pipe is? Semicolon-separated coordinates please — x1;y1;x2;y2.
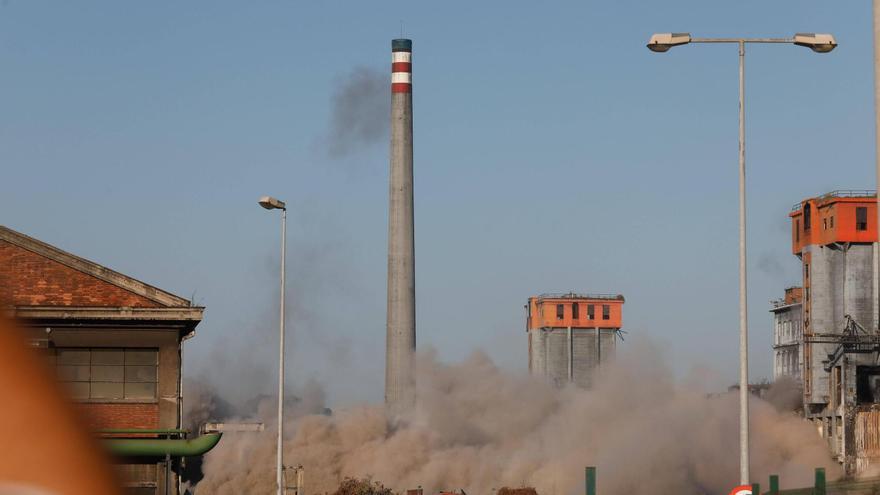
585;466;596;495
769;475;779;495
813;468;825;495
104;433;222;457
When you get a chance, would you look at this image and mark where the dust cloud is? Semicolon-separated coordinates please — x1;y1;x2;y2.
194;342;838;495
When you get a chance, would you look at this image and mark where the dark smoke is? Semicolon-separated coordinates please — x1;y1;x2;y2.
322;67;388;158
756;252;785;279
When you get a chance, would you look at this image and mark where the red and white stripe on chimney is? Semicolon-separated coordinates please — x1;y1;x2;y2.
391;41;412;94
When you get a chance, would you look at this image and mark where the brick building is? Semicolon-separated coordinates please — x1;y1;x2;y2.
0;225;206;494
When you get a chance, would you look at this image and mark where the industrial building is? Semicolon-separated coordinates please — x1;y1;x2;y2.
526;293;624;388
784;191;880;474
770;287;804;383
0;225;212;494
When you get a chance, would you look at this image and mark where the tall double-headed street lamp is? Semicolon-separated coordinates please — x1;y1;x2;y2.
259;195;287;495
646;32;837;485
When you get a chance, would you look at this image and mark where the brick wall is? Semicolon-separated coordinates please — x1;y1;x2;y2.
77;403;159;430
0;241;159;307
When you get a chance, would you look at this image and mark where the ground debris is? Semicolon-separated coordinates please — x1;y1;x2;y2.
332;477;394;495
497;487;539;495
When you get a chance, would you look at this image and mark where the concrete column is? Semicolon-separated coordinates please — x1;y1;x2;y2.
874;0;880;333
543;329;549;378
874;242;879;331
528;329;546;378
385;38;416;414
567;326;573;383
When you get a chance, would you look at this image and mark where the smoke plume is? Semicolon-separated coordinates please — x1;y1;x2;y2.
756;252;786;279
321;67;388;158
194;341;838;495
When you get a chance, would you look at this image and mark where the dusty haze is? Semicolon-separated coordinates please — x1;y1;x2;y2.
194;342;838;495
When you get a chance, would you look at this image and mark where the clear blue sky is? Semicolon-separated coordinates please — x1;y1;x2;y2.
1;1;873;405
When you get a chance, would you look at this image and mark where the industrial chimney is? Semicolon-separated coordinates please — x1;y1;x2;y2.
385;38;416;414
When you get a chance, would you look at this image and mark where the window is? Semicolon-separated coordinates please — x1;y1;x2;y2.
804;204;811;231
823;218;827;230
796;220;800;242
556;304;564;320
571;303;579;319
806;287;810;302
55;348;158;400
587;305;595;319
602;305;610;320
856;366;880;404
830;216;834;228
857;207;868;231
805;263;809;280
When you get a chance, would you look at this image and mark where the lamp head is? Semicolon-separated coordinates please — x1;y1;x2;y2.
647;33;692;52
793;33;837;53
258;196;286;210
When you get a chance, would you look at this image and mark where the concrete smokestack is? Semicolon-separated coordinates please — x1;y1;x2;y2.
386;38;416;414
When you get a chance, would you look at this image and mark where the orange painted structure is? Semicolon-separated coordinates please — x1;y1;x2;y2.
790;190;878;254
526;293;624;388
527;294;623;330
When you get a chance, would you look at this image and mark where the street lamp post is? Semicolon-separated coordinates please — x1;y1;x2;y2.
259;195;288;495
647;32;836;485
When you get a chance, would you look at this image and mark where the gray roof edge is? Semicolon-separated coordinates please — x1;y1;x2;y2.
9;306;204;321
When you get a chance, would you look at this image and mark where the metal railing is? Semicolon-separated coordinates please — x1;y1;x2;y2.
776;470;880;495
536;292;624;301
770;298;797;309
791;190;876;212
581;466;880;495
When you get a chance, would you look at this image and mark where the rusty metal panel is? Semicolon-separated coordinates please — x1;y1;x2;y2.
854;408;880;472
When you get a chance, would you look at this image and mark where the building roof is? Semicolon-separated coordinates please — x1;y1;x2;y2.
790;190;876;213
0;226;201;323
532;292;625;302
789;190;877;253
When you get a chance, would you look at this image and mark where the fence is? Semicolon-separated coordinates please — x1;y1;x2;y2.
582;467;880;495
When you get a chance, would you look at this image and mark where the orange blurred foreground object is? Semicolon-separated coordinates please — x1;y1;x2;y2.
0;315;120;495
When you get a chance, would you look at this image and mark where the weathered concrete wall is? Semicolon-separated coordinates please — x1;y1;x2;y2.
809;245;833;332
805;244;877;405
571;330;596;388
528;329;545;376
528;327;617;389
845;245;874;330
806;245;833;403
546;329;568;387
